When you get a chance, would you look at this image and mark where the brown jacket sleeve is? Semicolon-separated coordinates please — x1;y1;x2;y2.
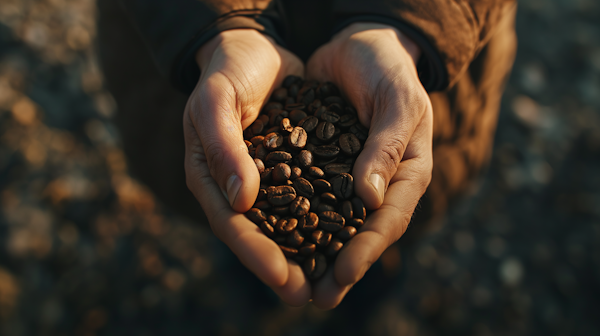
332;0;517;90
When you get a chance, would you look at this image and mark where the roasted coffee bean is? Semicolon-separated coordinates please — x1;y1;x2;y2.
305;166;325;181
244;140;252;149
267;214;279;226
280;245;298;258
285;103;305;111
293;177;314;198
339;114;357;128
312;179;332;193
251;119;264;135
272;87;288;102
276;217;298;234
267;185;296;206
298;212;319;232
257;188;267;201
308;99;322;114
290;196;310;216
265;126;280;135
282;75;301;88
259;114;270;126
324;163;351;176
255;144;268;160
318;211;345;232
280;118;294;133
265;151;292;166
286;230;305;247
274;236;286;244
327;103;343;114
289;110;308;125
264;101;283;113
311;230;332;248
323;96;344;106
351;197;366;220
260;221;276;238
299;243;316;256
341;200;353;220
263;132;283;150
272;206;290;216
347;218;364;228
288;83;299;98
339;133;362;155
254;158;265;174
313;145;340;158
324;238;343;257
298;88;315;105
316;121;335;141
298;116;319;133
321;192;337;205
321;109;340;123
305;143;316;152
253;200;271;211
260;167;273;182
336;226;357;242
250;135;265;147
310;195;321;212
272;163;291;183
304;253;327;280
285;97;295;106
349;124;368;141
268;109;283;127
290;166;302;180
330;173;354;200
317;203;336;213
297;150;313;168
246;208;267;224
288;127;308;149
314;105;326;119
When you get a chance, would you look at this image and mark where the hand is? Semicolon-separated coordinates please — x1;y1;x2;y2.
183;29;310;305
306;23;434;308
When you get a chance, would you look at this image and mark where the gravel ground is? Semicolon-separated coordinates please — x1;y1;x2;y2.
0;1;599;335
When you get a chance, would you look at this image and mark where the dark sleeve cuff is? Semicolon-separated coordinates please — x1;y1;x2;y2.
173;13;285;94
332;15;448;92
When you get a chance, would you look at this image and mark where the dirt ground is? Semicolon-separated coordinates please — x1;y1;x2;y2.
0;1;599;335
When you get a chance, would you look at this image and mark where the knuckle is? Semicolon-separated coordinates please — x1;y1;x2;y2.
379;138;406;173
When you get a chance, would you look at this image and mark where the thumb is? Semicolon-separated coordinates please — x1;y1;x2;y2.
192;75;261;212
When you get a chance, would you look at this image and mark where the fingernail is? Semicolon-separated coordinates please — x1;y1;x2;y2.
225;174;242;207
369;173;386;202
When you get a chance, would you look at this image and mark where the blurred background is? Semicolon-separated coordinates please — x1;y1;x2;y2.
0;0;599;335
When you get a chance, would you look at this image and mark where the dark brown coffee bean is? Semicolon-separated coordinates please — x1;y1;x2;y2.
305;143;316;152
314;105;326;119
290;196;310;216
272;206;290;216
288;127;308;149
327;103;343;114
267;185;296;206
351;197;366;220
304;253;327;280
317;203;336;213
251;119;264;135
293;177;314;198
244;140;252;149
316;121;335;141
260;167;273;182
271;87;288;102
311;230;332;248
289;110;308;125
265;151;292;166
260;221;276;238
298;116;319;133
254;144;268;160
246;208;266;224
324;238;343;257
349;124;368;141
310;195;320;212
274;236;286;244
282;75;301;88
250;135;264;147
339;114;357;128
330;173;354;200
259;114;270;126
341;200;353;220
243;128;254;139
320;192;337;205
257;188;267;201
267;214;279;226
321;110;340;123
305;166;325;181
312;179;331;193
339;133;362;155
279;245;298;258
347;218;364;228
290;166;302;180
264;102;283;113
336;226;357;242
254;158;265;174
253;200;271;211
265;126;280;135
323;96;344;106
308;99;322;114
318;211;345;232
299;243;316;256
298;88;315;105
313;145;340;158
298;212;319;232
280;118;294;133
297;150;313;168
272;163;291;183
285;103;305;111
276;217;298;234
286;230;305;247
263;132;283;150
324;163;352;176
268;109;283;127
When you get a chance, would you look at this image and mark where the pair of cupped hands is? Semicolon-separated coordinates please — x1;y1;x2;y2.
184;22;433;309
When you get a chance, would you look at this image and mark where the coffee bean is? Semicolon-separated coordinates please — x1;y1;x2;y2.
324;163;351;176
282;75;301;88
327;103;343;114
272;206;290;216
253;200;271;211
254;158;265;174
351;197;366;220
339;133;361;155
276;217;298;234
288;83;299;98
310;195;321;212
299;243;316;256
347;218;364;228
314;105;326;119
349;124;368;141
308;99;322;114
255;144;268;160
323;96;344;106
268;109;283;127
324;238;343;257
303;252;327;280
263;132;283;150
272;163;291;183
297;150;313;168
285;97;295;106
316;82;339;99
298;116;319;133
293;177;314;198
244;140;252;149
289;110;308;125
251;119;264;135
318;211;345;232
267;185;296;206
274;236;286;244
317;203;336;213
265;151;292;166
290;166;302;180
311;230;332;248
313;145;340;158
298;88;315;105
272;87;288;102
298;212;319;232
341;200;353;220
285;103;305;111
279;245;298;257
330;173;354;200
264;101;283;113
339;114;357;128
267;214;279;226
257;188;267;201
286;230;304;247
259;221;276;238
250;136;264;147
280;118;294;133
336;226;357;242
316;121;335;141
312;179;331;193
288;127;307;149
290;196;310;216
305;166;325;181
260;167;273;182
321;192;337;205
246;208;266;224
321;110;340;123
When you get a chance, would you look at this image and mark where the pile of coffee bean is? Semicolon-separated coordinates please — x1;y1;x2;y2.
244;76;368;280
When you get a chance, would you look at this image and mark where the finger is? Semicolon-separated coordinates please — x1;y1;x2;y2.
311;267;352;310
270;260;312;307
191;73;261;213
184;117;289;287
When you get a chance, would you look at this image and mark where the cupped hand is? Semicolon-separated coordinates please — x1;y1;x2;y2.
306;23;434;309
183;29;310;306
